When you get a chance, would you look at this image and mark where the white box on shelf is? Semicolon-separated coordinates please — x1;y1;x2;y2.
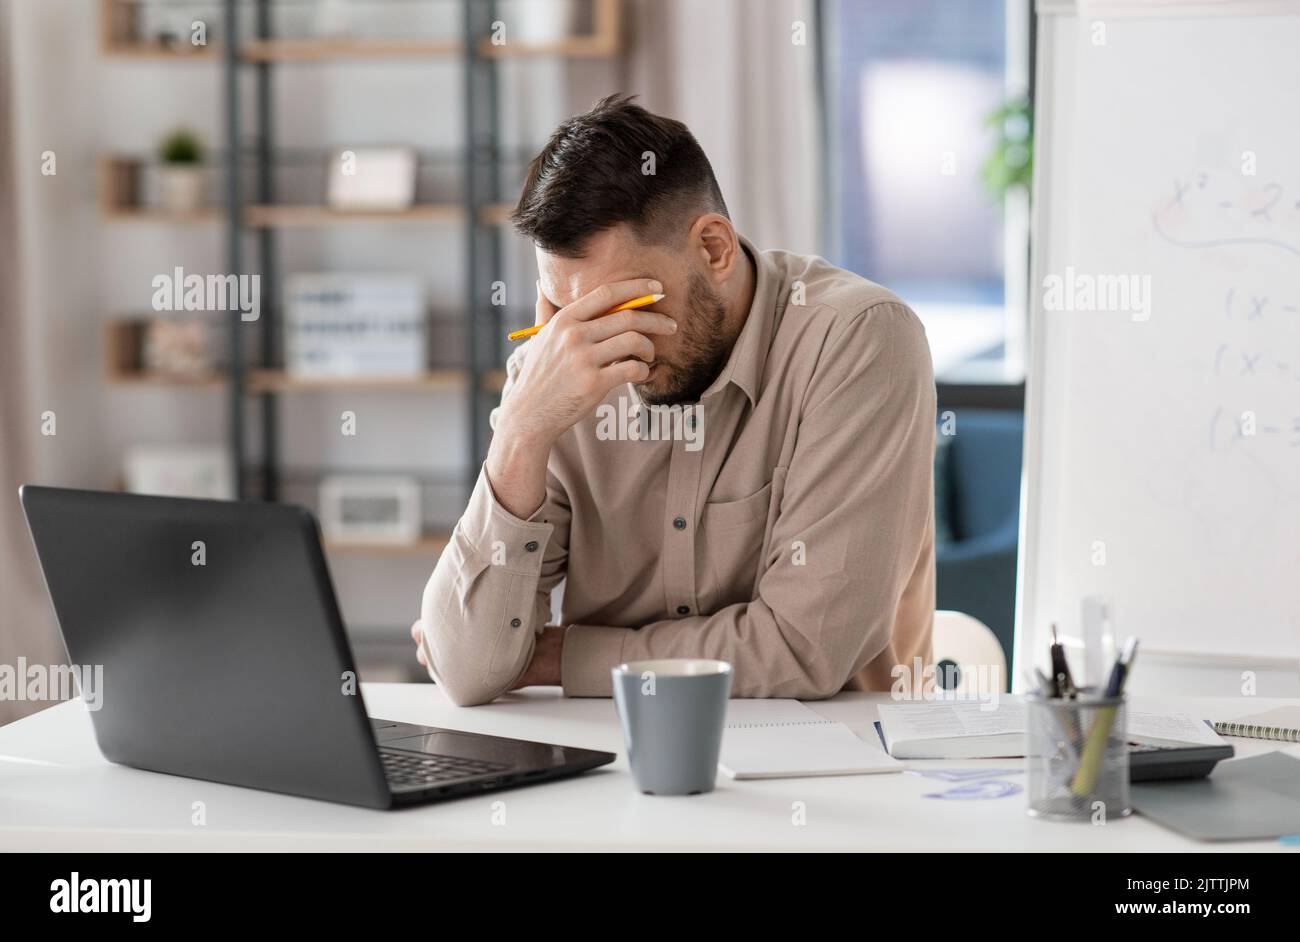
284;273;426;378
326;147;416;211
319;475;421;545
123;445;234;501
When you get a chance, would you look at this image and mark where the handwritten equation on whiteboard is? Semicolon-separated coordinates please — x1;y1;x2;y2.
1152;171;1300;257
1203;284;1300;452
1146;173;1300;458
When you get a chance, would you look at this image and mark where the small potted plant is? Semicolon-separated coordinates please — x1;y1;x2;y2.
159;129;204;213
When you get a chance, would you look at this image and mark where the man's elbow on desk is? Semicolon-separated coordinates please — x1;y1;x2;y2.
416;590;532;708
427;669;505;708
416;631;523;707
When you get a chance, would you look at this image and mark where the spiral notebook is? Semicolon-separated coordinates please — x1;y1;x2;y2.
1212;707;1300;743
718;700;903;780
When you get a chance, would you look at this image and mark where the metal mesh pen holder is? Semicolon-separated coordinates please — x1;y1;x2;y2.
1026;692;1131;822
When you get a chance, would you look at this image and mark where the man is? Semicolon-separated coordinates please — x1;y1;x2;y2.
413;95;935;705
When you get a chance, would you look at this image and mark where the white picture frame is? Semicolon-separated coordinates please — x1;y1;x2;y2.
319;475;421;544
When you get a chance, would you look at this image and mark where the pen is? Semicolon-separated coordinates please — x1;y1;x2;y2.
1050;623;1076;699
1046;625;1083;752
1070;637;1139;797
1104;637;1139;699
507;292;666;342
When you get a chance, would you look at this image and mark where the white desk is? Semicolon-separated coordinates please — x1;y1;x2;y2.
1;686;1297;852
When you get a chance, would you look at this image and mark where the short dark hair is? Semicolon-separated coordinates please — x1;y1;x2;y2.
510;94;729;258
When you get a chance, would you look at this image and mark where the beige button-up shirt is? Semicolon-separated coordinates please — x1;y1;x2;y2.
421;239;936;704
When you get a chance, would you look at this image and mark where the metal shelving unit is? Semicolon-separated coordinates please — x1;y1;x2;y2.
462;0;502;491
101;0;622;532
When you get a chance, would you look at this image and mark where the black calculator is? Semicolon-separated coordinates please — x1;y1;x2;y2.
1127;742;1235;782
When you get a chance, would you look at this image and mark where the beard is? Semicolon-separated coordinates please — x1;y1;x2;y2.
638;270;730;406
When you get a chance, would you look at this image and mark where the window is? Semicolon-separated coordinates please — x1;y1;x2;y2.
821;0;1031;383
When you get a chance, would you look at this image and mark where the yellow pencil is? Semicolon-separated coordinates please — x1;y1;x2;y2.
507;293;666;342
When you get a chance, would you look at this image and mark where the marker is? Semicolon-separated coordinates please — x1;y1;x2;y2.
507;293;666;342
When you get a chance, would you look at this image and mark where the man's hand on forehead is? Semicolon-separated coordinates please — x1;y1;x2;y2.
483;277;676;521
541;272;662;311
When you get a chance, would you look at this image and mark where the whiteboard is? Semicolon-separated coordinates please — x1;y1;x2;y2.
1018;1;1300;679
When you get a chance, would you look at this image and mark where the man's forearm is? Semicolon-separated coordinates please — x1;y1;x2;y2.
418;466;559;705
484;416;552;520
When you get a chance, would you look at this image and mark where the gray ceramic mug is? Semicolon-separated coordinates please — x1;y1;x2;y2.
612;659;732;795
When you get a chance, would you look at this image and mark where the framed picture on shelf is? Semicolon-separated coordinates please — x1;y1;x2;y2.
283;273;426;378
319;476;422;545
141;317;214;377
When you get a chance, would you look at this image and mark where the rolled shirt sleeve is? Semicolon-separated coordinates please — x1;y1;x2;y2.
420;339;572;705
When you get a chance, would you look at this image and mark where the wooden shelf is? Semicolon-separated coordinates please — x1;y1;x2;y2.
243;203;517;228
242;38;461;62
102;207;223;224
101;38;458;63
105;322;506;393
102;41;218;61
323;534;450;556
107;368;505;394
477;34;619;59
101;203;518;227
249;370;465;393
99;158;516;227
247;370;507;393
101;0;621;63
107;372;226;388
243;203;463;227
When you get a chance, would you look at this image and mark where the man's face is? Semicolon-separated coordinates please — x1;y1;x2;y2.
536;226;730;406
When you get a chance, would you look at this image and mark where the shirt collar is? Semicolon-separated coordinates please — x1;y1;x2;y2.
699;235;776;407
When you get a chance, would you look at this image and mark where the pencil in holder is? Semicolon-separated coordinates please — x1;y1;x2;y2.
1026;692;1131;822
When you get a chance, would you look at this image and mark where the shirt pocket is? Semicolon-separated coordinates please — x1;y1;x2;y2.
700;479;774;612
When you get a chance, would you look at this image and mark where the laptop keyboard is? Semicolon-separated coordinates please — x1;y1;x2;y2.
380;748;510;788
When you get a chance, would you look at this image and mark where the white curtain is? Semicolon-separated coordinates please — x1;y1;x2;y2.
611;0;824;256
0;0;66;726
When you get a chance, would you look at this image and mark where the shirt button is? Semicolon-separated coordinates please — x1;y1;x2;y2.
524;541;539;552
673;516;687;530
676;605;690;615
510;618;522;628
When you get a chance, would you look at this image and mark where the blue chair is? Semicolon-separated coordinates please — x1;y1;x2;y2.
934;410;1024;668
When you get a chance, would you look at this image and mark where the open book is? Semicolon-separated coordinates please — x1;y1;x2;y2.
875;698;1226;759
718;700;903;779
